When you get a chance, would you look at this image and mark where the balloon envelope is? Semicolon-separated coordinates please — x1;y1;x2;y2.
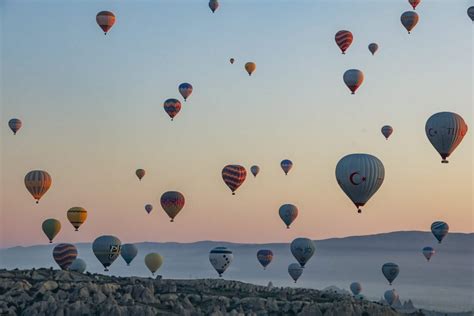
469;6;474;21
69;258;87;273
350;282;362;295
222;165;247;195
280;159;293;175
42;219;61;243
288;263;303;283
384;289;399;306
343;69;364;94
431;221;449;243
401;11;419;33
163;99;182;121
382;262;399;285
422;246;435;261
279;204;298;228
229;58;235;64
250;165;260;177
381;125;393;139
245;62;256;76
24;170;52;203
409;0;421;10
335;30;353;54
144;253;163;275
67;207;87;231
335;153;385;213
53;243;78;270
290;238;315;267
257;249;273;269
368;43;378;55
121;244;138;266
145;204;153;214
160;191;185;222
96;11;116;34
209;0;219;13
92;235;122;271
178;83;193;101
8;118;22;135
136;169;145;181
209;247;233;277
425;112;468;163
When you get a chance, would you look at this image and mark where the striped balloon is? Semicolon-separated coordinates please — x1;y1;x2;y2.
382;262;399;285
8;118;22;135
178;83;193;101
431;221;449;243
160;191;185;222
280;159;293;175
53;243;78;270
209;0;219;13
401;11;419;34
96;11;116;35
469;7;474;21
368;43;379;55
343;69;364;95
408;0;420;10
425;112;468;163
222;165;247;195
164;98;182;121
67;207;87;231
335;154;385;213
335;30;353;54
381;125;393;140
136;169;145;181
257;249;273;270
24;170;52;203
250;165;260;177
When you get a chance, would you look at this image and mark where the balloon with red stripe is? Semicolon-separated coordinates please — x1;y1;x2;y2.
335;30;353;54
160;191;185;222
96;11;116;35
222;165;247;195
343;69;364;95
24;170;52;204
408;0;420;10
164;98;182;121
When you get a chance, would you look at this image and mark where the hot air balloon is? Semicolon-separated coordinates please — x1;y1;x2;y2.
121;244;138;266
335;30;353;54
425;112;468;163
69;258;87;273
42;218;61;243
24;170;52;203
245;62;256;76
135;169;145;181
163;99;182;121
384;289;399;306
401;11;419;34
381;125;393;140
368;43;378;55
279;204;298;229
290;238;315;267
8;118;22;135
469;7;474;21
250;165;260;178
145;204;153;214
92;235;121;271
409;0;420;10
431;221;449;243
96;11;116;35
222;165;247;195
145;253;163;276
382;262;399;285
422;246;435;261
257;249;273;270
280;159;293;175
288;263;303;283
178;83;193;101
335;153;385;213
209;247;233;277
67;207;87;231
229;58;235;64
343;69;364;95
350;282;362;296
53;243;78;270
160;191;185;222
209;0;219;13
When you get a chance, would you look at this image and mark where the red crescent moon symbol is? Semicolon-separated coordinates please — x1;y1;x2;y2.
349;172;360;185
428;128;436;137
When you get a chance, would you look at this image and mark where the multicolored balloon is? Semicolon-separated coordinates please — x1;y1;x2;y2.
145;253;163;275
145;204;153;214
335;153;385;213
209;0;219;13
384;289;399;306
136;169;145;181
431;221;449;243
382;262;399;285
92;235;121;271
290;238;315;267
160;191;185;222
280;159;293;175
256;249;273;270
279;204;298;229
163;98;182;121
422;246;435;261
178;83;193;101
335;30;353;54
53;243;78;270
222;165;247;195
368;43;379;55
401;11;419;34
381;125;393;140
469;6;474;21
96;11;116;35
69;258;87;273
209;247;233;277
67;207;87;231
288;263;303;283
24;170;52;204
343;69;364;95
409;0;421;10
350;282;362;296
250;165;260;178
8;118;22;135
42;218;61;243
245;62;256;76
425;112;468;163
121;244;138;266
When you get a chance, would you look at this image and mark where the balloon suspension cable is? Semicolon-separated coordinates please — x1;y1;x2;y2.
286;226;289;229
219;274;222;277
104;32;107;35
342;52;345;55
441;159;448;164
36;200;39;204
105;268;109;272
351;92;355;95
170;219;174;222
13;132;16;135
75;228;78;232
171;118;173;121
49;241;52;244
357;208;362;214
232;192;235;195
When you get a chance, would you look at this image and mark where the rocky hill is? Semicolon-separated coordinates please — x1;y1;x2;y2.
0;269;414;316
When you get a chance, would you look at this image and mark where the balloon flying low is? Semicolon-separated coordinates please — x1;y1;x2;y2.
288;263;303;283
92;235;122;271
69;258;87;273
209;247;233;277
121;244;138;266
431;221;449;243
384;289;399;306
290;238;316;267
422;246;435;261
257;249;273;270
145;253;163;275
350;282;362;296
53;243;78;270
382;262;399;285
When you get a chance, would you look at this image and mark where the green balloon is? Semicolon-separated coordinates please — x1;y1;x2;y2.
42;218;61;243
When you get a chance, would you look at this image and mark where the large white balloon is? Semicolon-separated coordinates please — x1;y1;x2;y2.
335;154;385;213
209;247;233;277
288;263;304;283
290;238;316;267
425;112;468;163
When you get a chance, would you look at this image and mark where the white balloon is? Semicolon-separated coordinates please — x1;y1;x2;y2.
209;247;233;277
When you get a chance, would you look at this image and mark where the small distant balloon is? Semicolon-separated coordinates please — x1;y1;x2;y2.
222;165;247;195
384;289;399;306
145;204;153;214
69;258;87;273
409;0;421;10
92;235;121;271
8;118;22;135
160;191;185;222
468;7;474;21
121;244;138;266
24;170;52;204
96;11;116;35
257;249;273;270
381;125;393;140
250;165;260;178
136;169;145;181
178;83;193;101
401;11;419;34
431;221;449;243
209;247;233;277
42;218;61;243
335;30;353;54
280;159;293;175
209;0;219;13
422;246;435;261
245;62;256;76
144;253;163;276
350;282;362;296
279;204;298;229
53;243;78;270
368;43;378;55
288;263;303;283
229;58;235;64
343;69;364;95
67;207;87;231
382;262;399;285
163;99;182;121
290;238;316;267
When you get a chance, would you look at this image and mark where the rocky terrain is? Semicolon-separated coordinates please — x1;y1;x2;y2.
0;269;418;316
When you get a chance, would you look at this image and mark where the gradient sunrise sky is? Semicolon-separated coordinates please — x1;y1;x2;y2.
1;0;472;247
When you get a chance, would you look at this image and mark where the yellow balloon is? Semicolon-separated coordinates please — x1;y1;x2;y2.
144;253;163;275
245;62;256;76
67;207;87;231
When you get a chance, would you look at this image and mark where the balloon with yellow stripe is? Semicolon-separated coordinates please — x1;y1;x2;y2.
67;207;88;231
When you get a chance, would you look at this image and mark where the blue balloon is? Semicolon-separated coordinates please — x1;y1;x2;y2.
256;249;273;269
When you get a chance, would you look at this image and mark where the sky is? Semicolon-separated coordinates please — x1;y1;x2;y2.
1;0;472;248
